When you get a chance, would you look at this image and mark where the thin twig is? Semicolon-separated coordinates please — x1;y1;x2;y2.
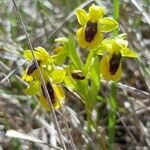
0;60;25;84
131;0;150;26
6;129;63;150
101;79;150;97
0;60;28;86
59;107;76;150
55;108;93;146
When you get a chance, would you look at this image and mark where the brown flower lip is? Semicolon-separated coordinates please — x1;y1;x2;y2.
41;82;55;103
27;60;41;75
109;52;121;75
85;21;98;42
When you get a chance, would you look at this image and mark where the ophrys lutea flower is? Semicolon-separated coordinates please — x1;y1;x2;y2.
22;46;66;111
26;80;65;111
75;4;118;49
96;34;138;81
22;47;52;82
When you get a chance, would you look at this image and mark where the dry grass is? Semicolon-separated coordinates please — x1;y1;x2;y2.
0;0;150;149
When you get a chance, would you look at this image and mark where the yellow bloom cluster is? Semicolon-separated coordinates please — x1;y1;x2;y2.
75;4;138;82
75;4;118;49
22;47;66;111
97;35;138;81
21;4;138;112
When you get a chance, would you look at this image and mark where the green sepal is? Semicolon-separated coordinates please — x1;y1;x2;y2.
51;68;66;84
121;48;138;58
95;39;112;55
99;17;118;32
75;8;88;26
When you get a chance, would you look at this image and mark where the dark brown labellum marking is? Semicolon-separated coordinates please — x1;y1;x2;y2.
71;70;85;80
85;21;98;42
109;52;121;75
41;82;55;103
27;60;40;75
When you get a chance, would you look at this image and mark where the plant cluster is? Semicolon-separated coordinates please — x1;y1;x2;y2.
22;4;138;114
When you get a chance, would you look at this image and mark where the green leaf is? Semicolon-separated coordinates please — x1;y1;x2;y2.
64;76;76;90
84;51;94;75
66;35;83;70
99;17;118;32
25;81;40;95
75;8;87;26
121;47;138;58
89;55;100;105
51;68;66;84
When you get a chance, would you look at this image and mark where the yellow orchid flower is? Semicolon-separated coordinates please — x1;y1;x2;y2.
22;60;40;82
75;4;118;49
26;80;65;111
24;47;51;63
39;81;65;111
100;47;122;81
96;35;138;81
22;47;52;82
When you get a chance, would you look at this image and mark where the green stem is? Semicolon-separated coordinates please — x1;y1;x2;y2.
108;1;120;148
113;0;120;36
84;50;94;75
108;82;117;150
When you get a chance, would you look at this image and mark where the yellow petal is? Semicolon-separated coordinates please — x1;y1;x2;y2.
39;84;64;111
75;8;88;26
22;70;33;82
89;4;106;22
24;47;50;62
34;47;50;60
22;74;33;82
52;84;65;101
100;55;122;82
24;50;34;61
76;27;103;49
39;95;51;111
53;101;61;109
